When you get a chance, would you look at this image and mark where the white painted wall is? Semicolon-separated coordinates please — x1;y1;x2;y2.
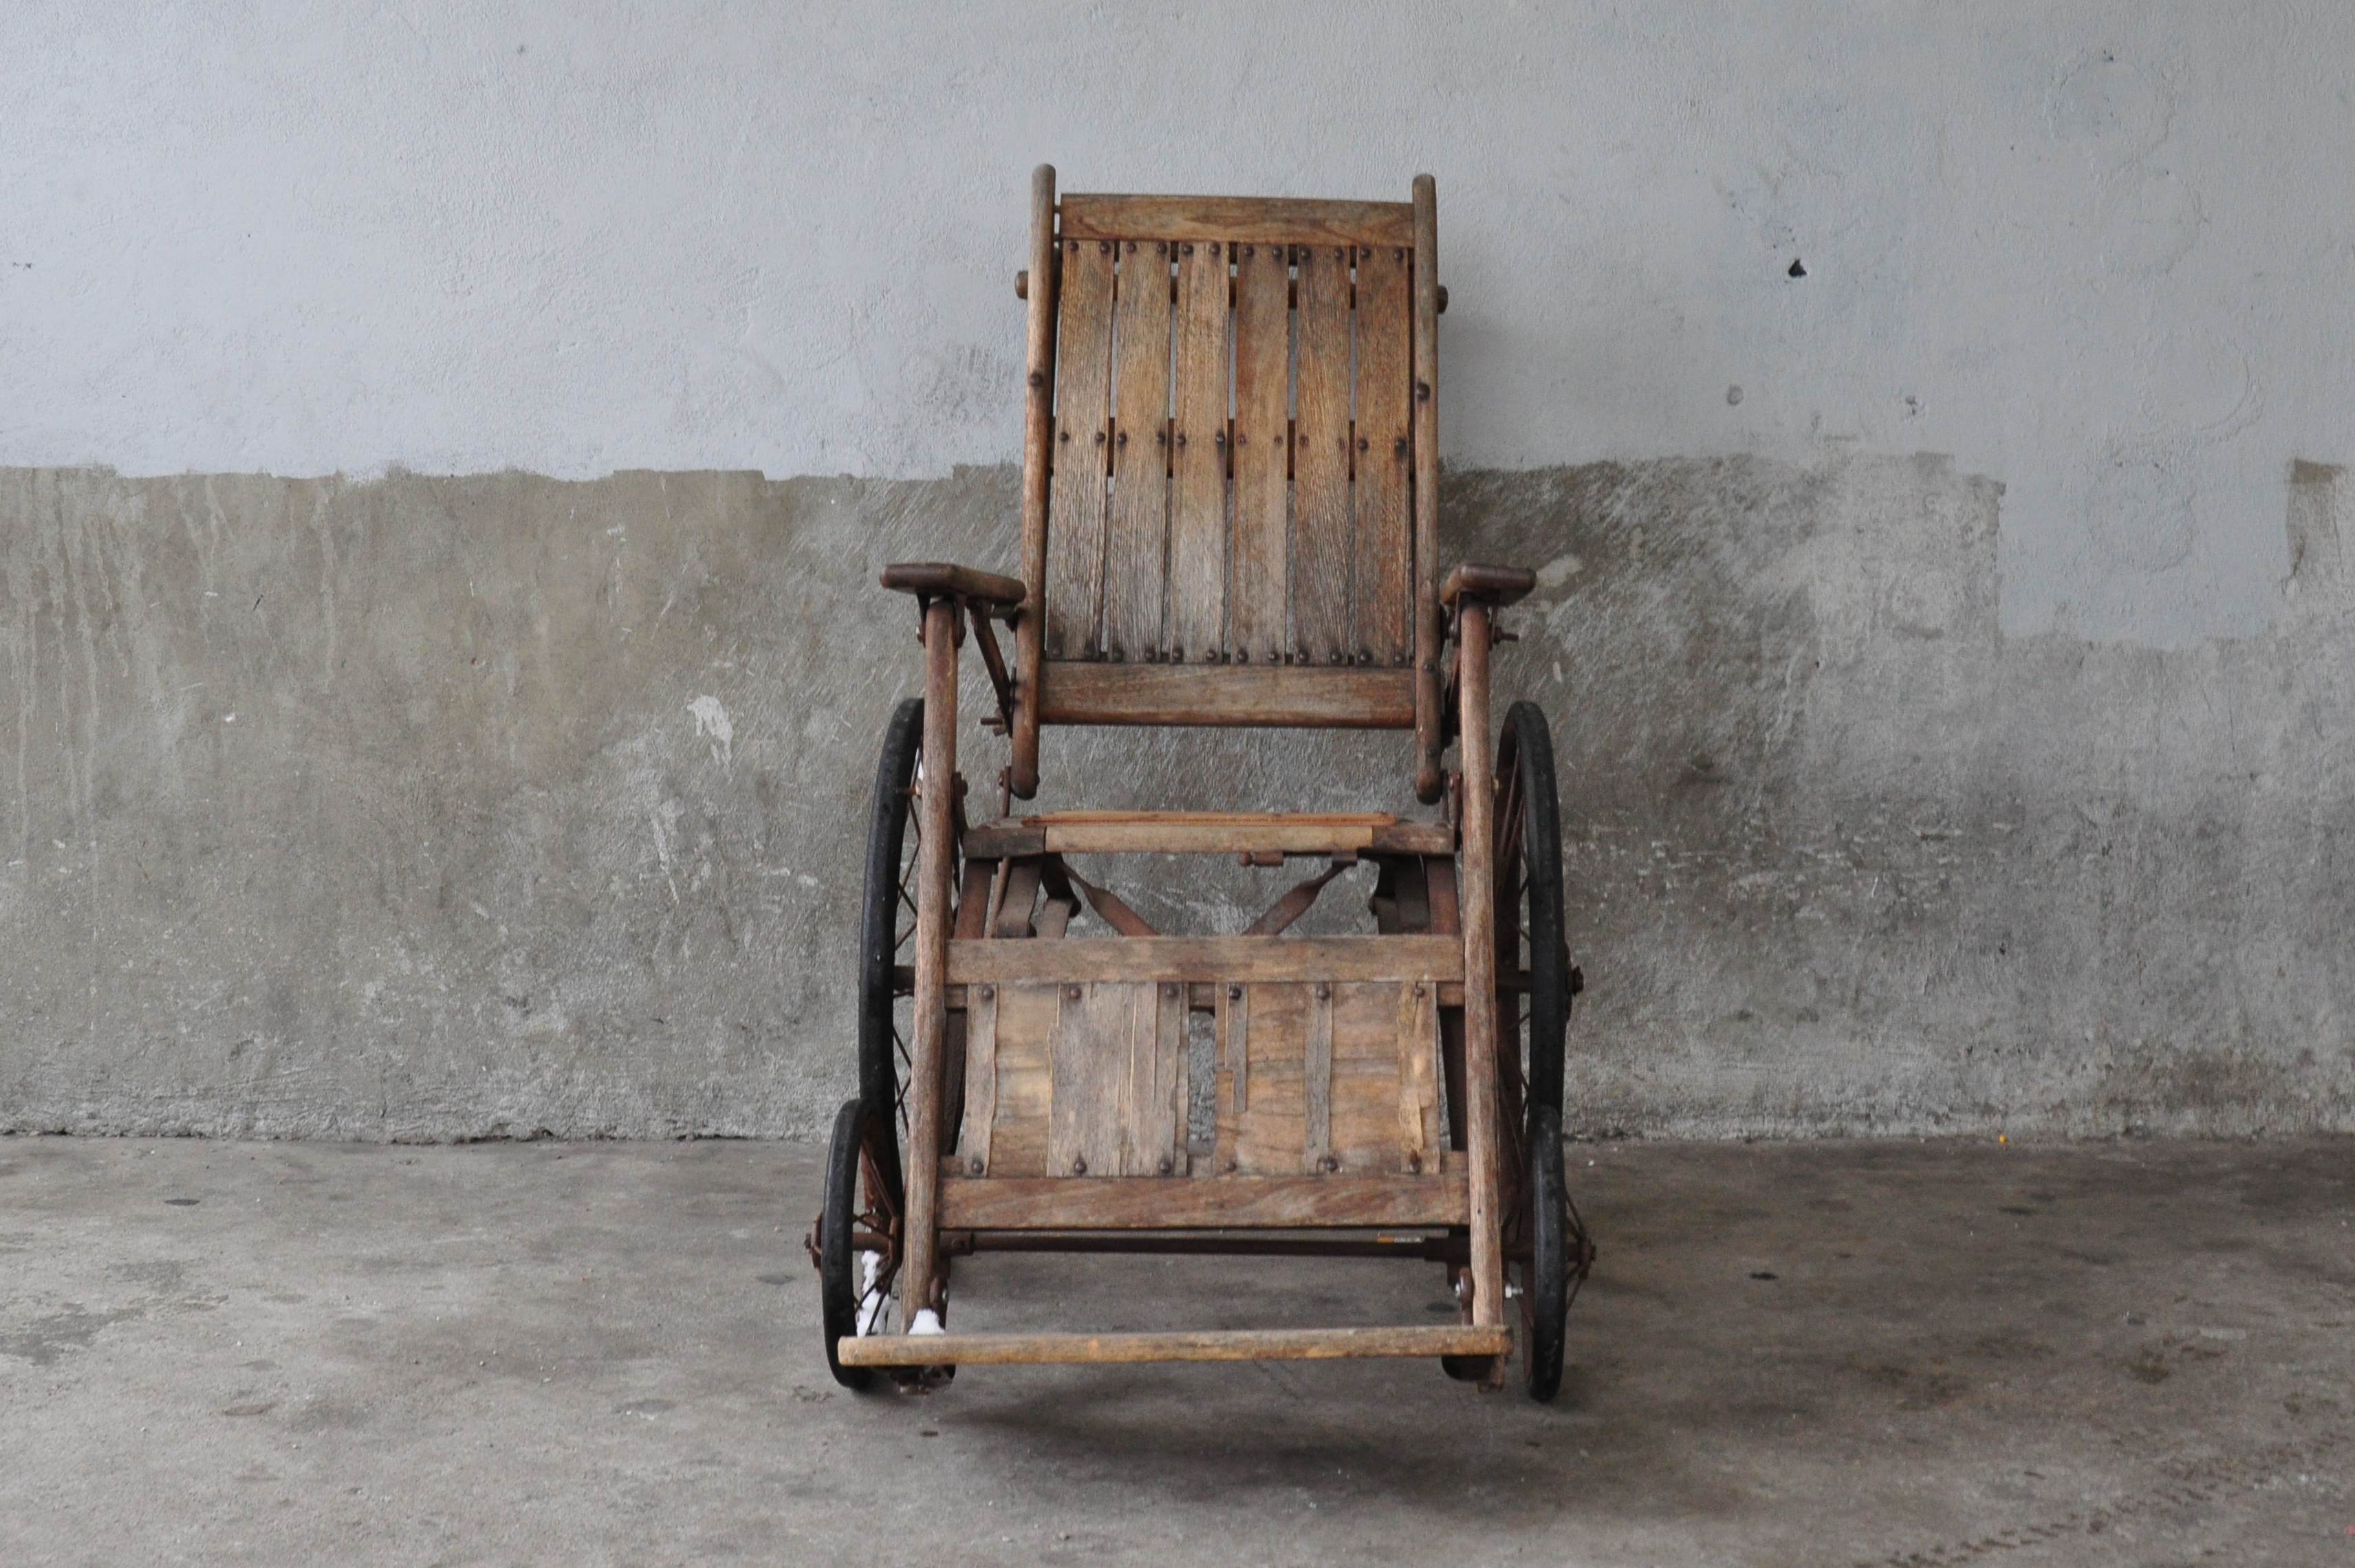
4;2;2349;642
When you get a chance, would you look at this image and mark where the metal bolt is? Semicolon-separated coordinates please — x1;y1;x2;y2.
1157;1155;1173;1175
1027;370;1044;388
1098;241;1111;254
1065;984;1083;1001
1163;983;1178;999
1315;982;1330;1000
1318;1155;1340;1173
1228;985;1243;1000
979;984;995;1001
1072;1155;1087;1175
968;1156;984;1175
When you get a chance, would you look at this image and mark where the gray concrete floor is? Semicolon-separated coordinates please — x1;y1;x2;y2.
1;1135;2348;1567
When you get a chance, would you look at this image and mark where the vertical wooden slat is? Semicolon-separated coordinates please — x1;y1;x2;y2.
901;598;959;1329
1211;980;1238;1173
955;983;1000;1175
1011;164;1057;798
1230;239;1290;666
1353;241;1414;669
1043;239;1117;661
1160;980;1190;1175
1049;981;1127;1178
1102;240;1175;662
1411;175;1444;801
1118;980;1188;1176
1396;979;1440;1173
1292;243;1354;665
1232;982;1305;1175
1457;605;1505;1342
1303;981;1334;1172
1167;240;1230;664
986;981;1061;1177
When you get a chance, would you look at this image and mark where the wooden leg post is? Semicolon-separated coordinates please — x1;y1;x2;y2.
1455;603;1506;1374
903;597;959;1329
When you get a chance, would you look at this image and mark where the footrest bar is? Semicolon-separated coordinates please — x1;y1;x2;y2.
834;1324;1510;1368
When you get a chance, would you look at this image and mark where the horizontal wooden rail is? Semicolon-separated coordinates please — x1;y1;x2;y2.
964;811;1453;858
1059;195;1416;248
835;1323;1510;1368
1039;663;1415;729
934;979;1485;1010
944;935;1462;986
938;1170;1468;1230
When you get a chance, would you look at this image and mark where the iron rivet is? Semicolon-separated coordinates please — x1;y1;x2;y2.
1182;243;1193;254
1027;370;1044;388
1158;1155;1173;1175
979;984;995;1001
1394;248;1404;261
1099;241;1111;253
1065;984;1083;1001
1228;985;1242;1000
1072;1156;1087;1175
1316;983;1330;1000
1242;245;1252;257
968;1156;984;1175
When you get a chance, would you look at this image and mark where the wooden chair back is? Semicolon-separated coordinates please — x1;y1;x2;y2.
1009;168;1444;800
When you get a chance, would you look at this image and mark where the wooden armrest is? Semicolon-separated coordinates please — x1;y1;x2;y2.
880;562;1028;614
1439;563;1535;610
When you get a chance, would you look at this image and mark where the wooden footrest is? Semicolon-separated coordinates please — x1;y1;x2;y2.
835;1324;1511;1368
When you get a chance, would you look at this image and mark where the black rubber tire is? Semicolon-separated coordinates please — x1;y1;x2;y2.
1523;1104;1570;1401
1499;701;1572;1119
818;1096;900;1391
856;698;925;1167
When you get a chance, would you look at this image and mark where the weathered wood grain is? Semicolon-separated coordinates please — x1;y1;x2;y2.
955;983;999;1174
836;1322;1509;1367
1043;239;1116;660
1291;241;1355;664
1038;662;1413;728
1230;238;1290;666
1103;239;1174;662
1166;238;1230;665
948;935;1463;986
1059;194;1415;248
1012;162;1058;798
935;1170;1470;1230
1353;240;1414;668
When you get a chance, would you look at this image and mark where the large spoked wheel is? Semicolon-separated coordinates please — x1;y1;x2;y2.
1519;1105;1571;1400
818;1097;903;1391
1495;702;1593;1400
858;698;926;1171
1495;700;1573;1123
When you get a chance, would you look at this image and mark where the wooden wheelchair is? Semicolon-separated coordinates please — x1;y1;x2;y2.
808;168;1592;1397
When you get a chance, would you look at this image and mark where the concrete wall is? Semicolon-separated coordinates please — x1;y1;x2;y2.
3;4;2350;1137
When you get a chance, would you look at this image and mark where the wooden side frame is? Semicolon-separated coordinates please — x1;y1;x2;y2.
1010;163;1058;798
